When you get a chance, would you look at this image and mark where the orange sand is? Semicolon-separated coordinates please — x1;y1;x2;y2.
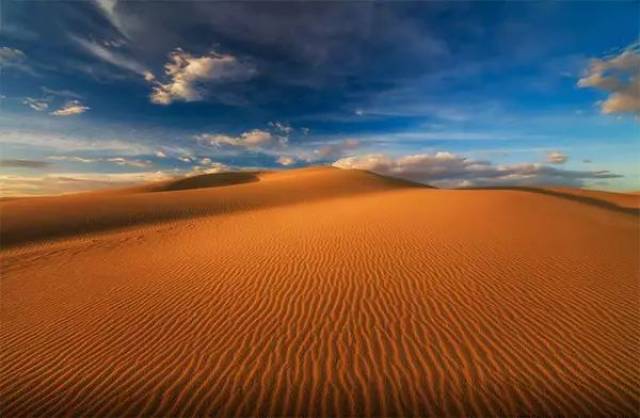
1;167;638;416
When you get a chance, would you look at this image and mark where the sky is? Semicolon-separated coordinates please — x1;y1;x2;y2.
1;0;639;195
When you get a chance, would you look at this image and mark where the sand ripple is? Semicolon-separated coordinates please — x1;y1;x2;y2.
1;168;638;416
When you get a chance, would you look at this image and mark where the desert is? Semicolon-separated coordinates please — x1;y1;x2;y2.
1;167;638;416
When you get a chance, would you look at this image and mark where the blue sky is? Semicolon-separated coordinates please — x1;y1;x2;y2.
1;1;638;195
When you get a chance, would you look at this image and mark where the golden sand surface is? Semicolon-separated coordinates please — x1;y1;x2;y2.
1;167;638;416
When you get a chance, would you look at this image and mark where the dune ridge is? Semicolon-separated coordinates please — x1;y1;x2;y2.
1;167;638;416
0;167;423;248
467;186;640;214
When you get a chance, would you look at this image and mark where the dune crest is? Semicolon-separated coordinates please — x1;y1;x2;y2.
1;167;638;416
467;186;640;214
0;167;423;248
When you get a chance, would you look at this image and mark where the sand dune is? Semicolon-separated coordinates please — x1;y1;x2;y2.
0;167;421;248
545;187;640;210
465;186;640;214
1;167;638;416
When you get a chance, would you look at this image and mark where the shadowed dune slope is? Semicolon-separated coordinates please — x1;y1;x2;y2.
146;171;260;192
1;168;639;416
467;186;640;214
0;167;422;248
546;187;640;210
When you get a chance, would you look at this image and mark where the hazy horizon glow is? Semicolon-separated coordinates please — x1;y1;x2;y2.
1;1;638;195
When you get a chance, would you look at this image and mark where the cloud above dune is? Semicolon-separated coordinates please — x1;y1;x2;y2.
270;139;362;166
195;129;285;150
578;43;640;115
546;151;568;164
333;152;621;188
313;139;361;159
187;161;230;175
150;49;256;105
195;125;363;168
50;100;90;116
277;155;295;166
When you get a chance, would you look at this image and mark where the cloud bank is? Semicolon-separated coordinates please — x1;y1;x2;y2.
333;152;621;188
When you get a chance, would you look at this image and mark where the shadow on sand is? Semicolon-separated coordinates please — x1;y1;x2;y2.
465;186;639;216
151;172;260;192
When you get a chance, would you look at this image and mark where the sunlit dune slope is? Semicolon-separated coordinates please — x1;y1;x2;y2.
0;167;422;248
1;167;638;416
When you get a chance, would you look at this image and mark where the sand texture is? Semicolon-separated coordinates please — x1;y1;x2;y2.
1;167;638;416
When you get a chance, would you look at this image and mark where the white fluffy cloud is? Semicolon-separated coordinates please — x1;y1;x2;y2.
187;161;230;175
578;43;640;115
277;156;296;166
150;49;256;105
546;151;568;164
196;129;279;149
333;152;621;188
50;100;90;116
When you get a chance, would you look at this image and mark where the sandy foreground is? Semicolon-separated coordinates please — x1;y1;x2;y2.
1;167;638;416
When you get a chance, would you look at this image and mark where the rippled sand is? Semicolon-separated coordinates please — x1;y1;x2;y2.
2;167;638;416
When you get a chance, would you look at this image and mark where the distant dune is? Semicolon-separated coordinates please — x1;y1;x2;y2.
1;167;638;416
0;167;423;248
466;185;640;214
